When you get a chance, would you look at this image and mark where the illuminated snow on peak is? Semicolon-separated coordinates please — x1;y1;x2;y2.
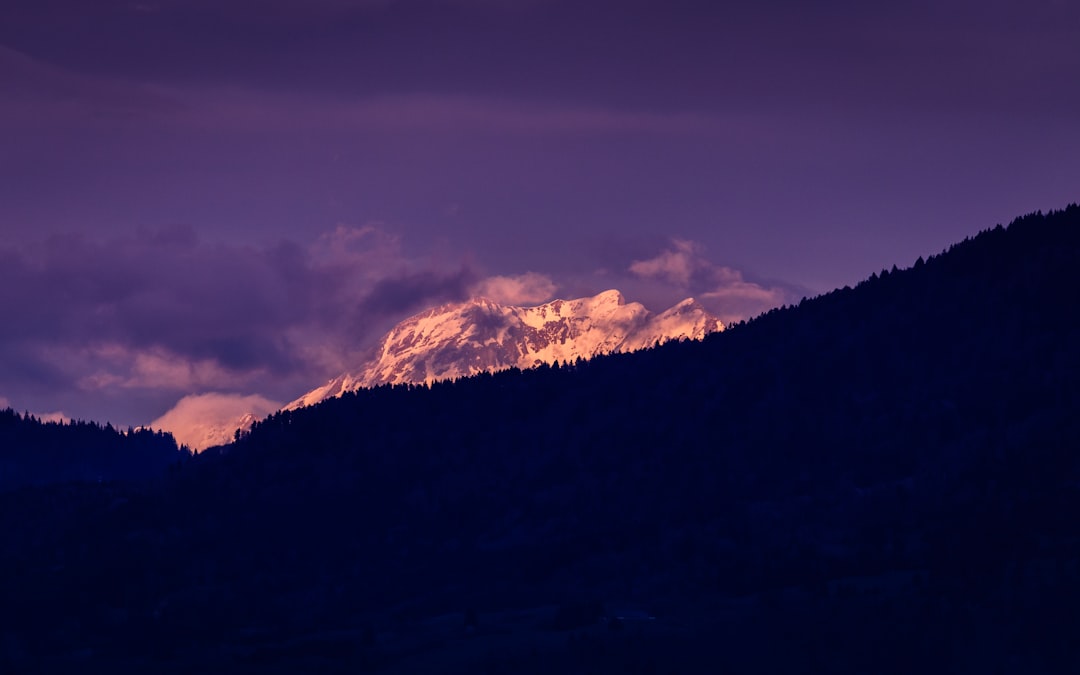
285;290;723;411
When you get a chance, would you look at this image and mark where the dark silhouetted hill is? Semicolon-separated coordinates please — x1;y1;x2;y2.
0;409;186;490
1;205;1078;673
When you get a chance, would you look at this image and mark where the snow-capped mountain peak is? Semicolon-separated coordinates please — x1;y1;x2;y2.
166;290;722;448
285;290;722;410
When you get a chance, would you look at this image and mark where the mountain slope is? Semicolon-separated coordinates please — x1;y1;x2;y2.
287;290;721;409
5;206;1080;672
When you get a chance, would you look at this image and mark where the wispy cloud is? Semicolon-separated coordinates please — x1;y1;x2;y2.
471;272;557;305
73;345;259;392
0;43;733;138
172;90;730;137
629;239;700;286
0;45;183;125
629;238;792;323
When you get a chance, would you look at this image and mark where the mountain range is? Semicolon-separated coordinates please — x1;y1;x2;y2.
286;289;722;410
169;291;722;448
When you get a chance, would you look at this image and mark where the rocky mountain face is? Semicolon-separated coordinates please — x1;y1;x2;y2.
172;412;259;453
286;290;722;410
176;290;721;448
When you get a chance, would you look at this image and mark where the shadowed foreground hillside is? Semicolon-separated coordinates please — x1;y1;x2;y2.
1;206;1079;673
0;409;185;490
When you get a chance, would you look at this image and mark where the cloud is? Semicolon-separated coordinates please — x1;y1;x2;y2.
311;223;402;271
629;239;701;286
0;49;729;137
164;89;729;137
0;396;9;409
0;221;790;429
698;268;789;324
74;345;255;391
357;268;476;317
0;223;480;423
7;0;1080;133
116;0;564;22
629;238;792;323
1;48;709;140
471;272;557;305
150;392;282;450
0;45;183;126
701;267;788;305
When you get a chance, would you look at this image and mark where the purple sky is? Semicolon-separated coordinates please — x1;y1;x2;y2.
1;0;1078;427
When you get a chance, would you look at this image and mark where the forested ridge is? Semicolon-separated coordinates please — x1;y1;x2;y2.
1;205;1079;673
0;409;185;490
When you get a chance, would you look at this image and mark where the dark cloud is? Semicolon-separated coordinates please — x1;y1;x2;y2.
0;225;481;424
4;0;1077;119
357;267;478;318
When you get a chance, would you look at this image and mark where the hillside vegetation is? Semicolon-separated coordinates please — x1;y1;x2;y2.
2;206;1079;673
0;409;185;490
